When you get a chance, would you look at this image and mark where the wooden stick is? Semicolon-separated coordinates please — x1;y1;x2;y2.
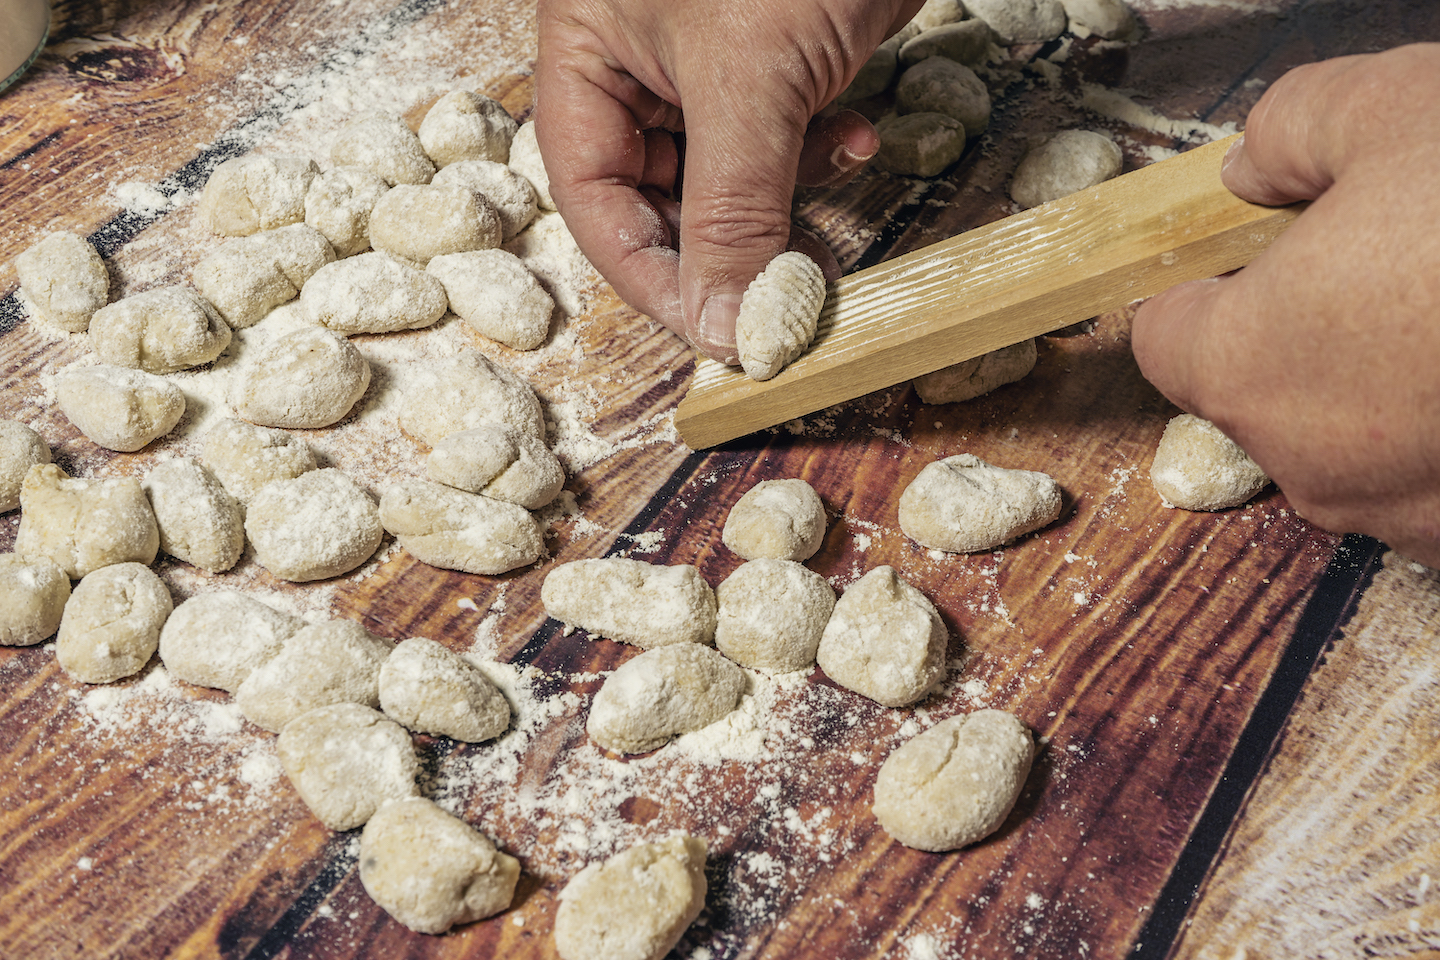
674;134;1302;449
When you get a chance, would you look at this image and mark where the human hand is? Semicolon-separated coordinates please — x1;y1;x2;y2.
534;0;923;362
1132;44;1440;565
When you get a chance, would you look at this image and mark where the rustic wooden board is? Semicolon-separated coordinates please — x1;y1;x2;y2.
1;2;1437;960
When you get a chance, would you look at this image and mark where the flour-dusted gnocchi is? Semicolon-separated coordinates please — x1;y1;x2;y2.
1150;414;1270;511
872;709;1034;851
418;90;518;168
142;457;245;574
542;558;719;649
236;618;395;732
426;249;552;350
587;643;746;755
88;286;232;374
912;339;1038;405
506;121;554;210
300;251;448;335
0;419;50;512
398;349;545;444
735;251;826;382
159;590;304;693
432;160;538;241
192;224;336;329
379;478;543;576
276;702;419;831
55;364;186;452
359;797;520;934
965;0;1067;43
304;165;390;258
875;113;968;177
378;637;510;742
1060;0;1135;39
427;424;564;510
230;327;371;429
899;19;994;67
202;417;316;503
197;155;319;236
0;554;69;647
1009;130;1123;209
899;453;1063;553
909;0;966;30
554;836;708;960
331;113;436;187
367;183;501;266
896;57;992;135
715;558;836;673
244;468;383;582
721;477;827;562
15;464;159;578
15;231;109;332
56;562;173;684
838;22;918;104
816;566;948;707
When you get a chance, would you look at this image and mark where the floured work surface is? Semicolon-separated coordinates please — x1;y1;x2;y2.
0;2;1436;959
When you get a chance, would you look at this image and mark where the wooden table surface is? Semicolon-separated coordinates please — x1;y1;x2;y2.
2;2;1438;959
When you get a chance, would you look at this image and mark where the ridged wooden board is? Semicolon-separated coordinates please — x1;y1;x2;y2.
1;2;1438;960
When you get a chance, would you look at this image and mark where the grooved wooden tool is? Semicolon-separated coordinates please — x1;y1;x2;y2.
674;133;1303;449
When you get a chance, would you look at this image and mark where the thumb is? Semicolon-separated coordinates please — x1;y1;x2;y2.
677;83;812;362
1131;277;1235;420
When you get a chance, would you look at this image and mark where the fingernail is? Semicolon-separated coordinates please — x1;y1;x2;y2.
1222;134;1246;172
836;141;877;166
695;293;743;364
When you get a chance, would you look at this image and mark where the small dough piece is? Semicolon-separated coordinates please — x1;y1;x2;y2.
230;327;371;429
899;20;994;67
912;339;1037;404
735;251;826;382
277;702;419;831
427;424;564;509
398;349;545;444
202;417;316;503
1150;413;1270;511
899;453;1063;552
965;0;1068;43
432;160;539;241
715;559;836;673
0;419;50;512
88;286;232;374
554;836;708;960
419;90;519;168
875;113;967;177
331;113;436;186
1060;0;1135;39
816;566;948;707
379;478;542;576
367;183;501;266
304;165;391;258
56;562;173;684
0;554;70;646
838;23;918;104
192;224;337;329
15;231;110;332
427;250;553;351
588;644;745;755
159;590;304;692
378;637;510;742
237;619;395;732
1010;130;1123;209
197;155;319;236
300;252;448;335
507;121;554;210
360;797;520;934
56;364;185;452
245;468;383;582
15;464;159;578
898;453;1060;551
142;457;245;573
896;58;991;135
722;478;827;562
909;0;967;31
873;709;1034;851
542;558;718;649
